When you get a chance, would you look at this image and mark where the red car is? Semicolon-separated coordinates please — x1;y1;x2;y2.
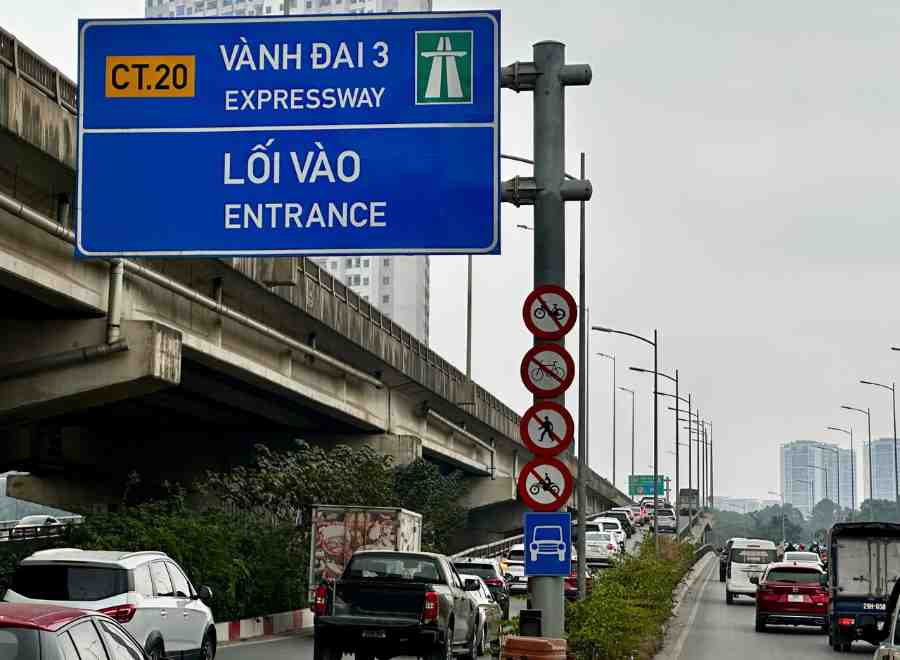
0;602;153;660
753;561;829;633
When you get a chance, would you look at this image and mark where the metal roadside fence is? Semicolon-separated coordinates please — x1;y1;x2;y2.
0;516;83;543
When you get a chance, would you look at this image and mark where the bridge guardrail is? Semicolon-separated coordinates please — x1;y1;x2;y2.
451;533;524;560
0;516;83;543
0;25;78;113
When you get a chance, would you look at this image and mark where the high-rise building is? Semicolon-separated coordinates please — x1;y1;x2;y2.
781;440;854;517
145;0;433;344
862;437;899;502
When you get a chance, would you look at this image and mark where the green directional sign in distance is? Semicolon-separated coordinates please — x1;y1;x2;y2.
629;474;666;497
416;31;473;105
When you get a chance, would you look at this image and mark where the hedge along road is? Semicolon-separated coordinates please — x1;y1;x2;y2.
655;555;873;659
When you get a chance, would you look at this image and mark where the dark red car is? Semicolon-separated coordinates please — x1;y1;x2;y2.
753;561;829;633
0;602;153;660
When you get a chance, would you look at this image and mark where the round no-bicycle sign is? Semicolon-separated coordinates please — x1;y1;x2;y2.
520;344;575;398
522;285;577;340
520;401;574;457
518;456;574;512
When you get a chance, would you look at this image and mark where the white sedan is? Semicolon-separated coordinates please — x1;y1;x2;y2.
782;551;823;567
584;531;620;565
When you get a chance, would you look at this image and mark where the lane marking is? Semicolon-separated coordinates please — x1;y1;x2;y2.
669;555;715;660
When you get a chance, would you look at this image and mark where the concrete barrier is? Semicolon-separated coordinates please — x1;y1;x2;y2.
215;608;314;644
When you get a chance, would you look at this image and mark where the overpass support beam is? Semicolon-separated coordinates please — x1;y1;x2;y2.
305;432;423;467
0;319;181;425
5;473;120;514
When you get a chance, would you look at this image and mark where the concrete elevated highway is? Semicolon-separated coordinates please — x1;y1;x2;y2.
0;26;630;548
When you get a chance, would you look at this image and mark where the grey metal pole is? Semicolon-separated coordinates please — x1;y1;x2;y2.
687;395;692;498
709;422;714;508
696;408;701;513
674;370;680;514
851;427;856;511
653;329;659;553
531;40;567;639
466;255;472;379
576;153;587;602
631;391;635;481
612;357;617;489
893;383;898;507
867;408;873;504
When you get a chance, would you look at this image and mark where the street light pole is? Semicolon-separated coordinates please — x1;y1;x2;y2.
768;490;785;543
593;325;659;553
619;387;636;487
860;378;899;506
842;405;873;505
631;366;679;512
827;426;855;511
597;352;617;488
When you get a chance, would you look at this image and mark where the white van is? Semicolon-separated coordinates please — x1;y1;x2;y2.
726;538;777;604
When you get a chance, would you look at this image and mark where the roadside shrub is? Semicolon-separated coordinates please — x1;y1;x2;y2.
566;536;694;659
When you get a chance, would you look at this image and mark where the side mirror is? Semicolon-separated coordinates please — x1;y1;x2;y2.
749;576;759;585
464;578;480;591
197;586;213;602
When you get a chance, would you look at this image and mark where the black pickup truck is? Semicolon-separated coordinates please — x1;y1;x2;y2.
313;550;480;660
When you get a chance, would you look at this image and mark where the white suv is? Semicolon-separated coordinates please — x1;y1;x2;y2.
3;548;216;660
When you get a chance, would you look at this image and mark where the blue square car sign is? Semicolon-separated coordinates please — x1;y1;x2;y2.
524;512;572;577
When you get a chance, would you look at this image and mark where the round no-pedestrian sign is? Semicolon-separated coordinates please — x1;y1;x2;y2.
522;285;577;340
518;456;574;512
520;401;574;457
520;344;575;399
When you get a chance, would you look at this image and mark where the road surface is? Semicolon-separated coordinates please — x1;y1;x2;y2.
658;554;875;659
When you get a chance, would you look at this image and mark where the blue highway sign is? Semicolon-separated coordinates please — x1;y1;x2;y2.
524;512;572;577
76;12;499;257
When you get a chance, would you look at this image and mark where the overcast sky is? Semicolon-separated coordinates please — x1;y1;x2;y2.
8;1;900;499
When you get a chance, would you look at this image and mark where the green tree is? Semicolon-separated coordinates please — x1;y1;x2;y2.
855;498;900;523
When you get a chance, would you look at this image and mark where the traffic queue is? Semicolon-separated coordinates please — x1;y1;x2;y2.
717;521;900;657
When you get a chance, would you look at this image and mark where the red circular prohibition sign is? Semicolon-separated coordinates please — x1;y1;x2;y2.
518;456;574;512
520;343;575;399
519;401;574;457
522;285;577;340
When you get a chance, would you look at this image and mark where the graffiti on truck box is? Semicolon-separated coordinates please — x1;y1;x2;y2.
310;506;422;591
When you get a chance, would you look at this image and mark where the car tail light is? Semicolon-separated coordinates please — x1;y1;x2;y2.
484;577;504;587
313;584;328;616
838;617;855;627
422;591;439;624
810;592;828;605
756;589;777;602
607;544;616;550
99;604;136;624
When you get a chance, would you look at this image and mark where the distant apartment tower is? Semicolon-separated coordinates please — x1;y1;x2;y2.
862;438;899;502
781;440;854;517
146;0;432;17
145;0;433;344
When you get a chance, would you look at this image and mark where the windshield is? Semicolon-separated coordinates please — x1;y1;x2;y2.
344;554;443;582
16;516;46;526
453;564;495;579
765;569;823;584
11;565;128;601
784;552;820;563
732;549;776;564
602;522;619;531
657;510;675;518
508;548;524;561
0;628;39;660
533;526;562;541
586;532;611;542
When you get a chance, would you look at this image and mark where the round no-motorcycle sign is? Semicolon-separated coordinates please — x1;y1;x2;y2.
519;401;574;457
522;285;577;340
518;456;574;512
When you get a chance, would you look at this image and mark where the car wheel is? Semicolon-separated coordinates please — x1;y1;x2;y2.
424;621;453;660
200;630;215;660
461;621;478;660
755;614;766;632
725;590;734;605
147;641;165;660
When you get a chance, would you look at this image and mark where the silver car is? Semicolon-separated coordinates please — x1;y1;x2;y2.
655;509;678;533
